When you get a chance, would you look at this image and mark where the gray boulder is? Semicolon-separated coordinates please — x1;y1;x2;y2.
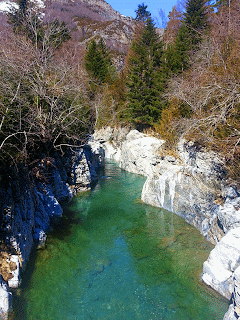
0;276;11;320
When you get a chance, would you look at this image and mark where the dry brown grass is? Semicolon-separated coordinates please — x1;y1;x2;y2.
0;251;17;282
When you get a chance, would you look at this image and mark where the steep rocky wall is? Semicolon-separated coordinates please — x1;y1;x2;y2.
0;140;104;320
94;126;240;320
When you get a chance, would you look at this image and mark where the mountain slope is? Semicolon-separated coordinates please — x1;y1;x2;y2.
0;0;135;69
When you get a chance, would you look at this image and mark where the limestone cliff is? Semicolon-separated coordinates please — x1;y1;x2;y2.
0;140;104;320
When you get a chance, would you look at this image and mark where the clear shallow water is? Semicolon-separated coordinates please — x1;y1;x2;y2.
13;162;228;320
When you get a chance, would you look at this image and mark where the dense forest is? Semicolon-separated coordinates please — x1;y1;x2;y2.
0;0;240;178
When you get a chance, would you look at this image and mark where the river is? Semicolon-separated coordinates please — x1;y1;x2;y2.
12;161;228;319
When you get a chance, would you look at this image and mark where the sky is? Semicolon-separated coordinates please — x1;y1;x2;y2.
106;0;179;26
0;0;179;27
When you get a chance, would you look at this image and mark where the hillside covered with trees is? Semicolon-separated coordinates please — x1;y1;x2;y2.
85;0;240;180
0;0;240;179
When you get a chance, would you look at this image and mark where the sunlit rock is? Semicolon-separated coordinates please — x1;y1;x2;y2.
119;130;165;176
7;255;20;289
218;196;240;233
202;227;240;299
72;151;92;191
223;304;235;320
0;276;11;320
93;126;129;161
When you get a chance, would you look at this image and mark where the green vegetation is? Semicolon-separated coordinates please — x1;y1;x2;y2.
126;18;165;128
184;0;208;46
85;38;116;84
164;0;208;74
1;0;240;175
135;3;151;22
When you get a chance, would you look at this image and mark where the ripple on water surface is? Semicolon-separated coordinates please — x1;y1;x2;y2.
13;162;228;320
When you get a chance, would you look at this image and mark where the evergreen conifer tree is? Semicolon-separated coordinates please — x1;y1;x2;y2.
135;3;151;23
184;0;208;46
85;38;116;84
165;0;208;74
126;17;165;128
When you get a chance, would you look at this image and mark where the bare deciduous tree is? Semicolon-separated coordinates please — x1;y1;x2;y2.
0;16;93;162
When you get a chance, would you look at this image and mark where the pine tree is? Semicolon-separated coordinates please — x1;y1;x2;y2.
164;28;190;74
85;38;116;84
184;0;208;46
135;3;151;23
126;18;165;128
85;39;104;83
164;0;208;74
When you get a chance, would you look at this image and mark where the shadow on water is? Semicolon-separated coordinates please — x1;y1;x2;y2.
11;168;105;319
50;165;106;241
11;245;38;320
11;203;87;319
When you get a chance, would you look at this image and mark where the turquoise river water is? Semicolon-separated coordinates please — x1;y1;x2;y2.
12;161;228;320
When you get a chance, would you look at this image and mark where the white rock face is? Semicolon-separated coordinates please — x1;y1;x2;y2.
73;151;92;190
202;228;240;299
223;304;235;320
93;126;129;161
218;197;240;233
222;265;240;319
7;255;20;289
141;139;226;244
0;276;11;320
119;130;165;176
72;140;105;191
233;267;240;315
103;141;121;161
94;128;165;174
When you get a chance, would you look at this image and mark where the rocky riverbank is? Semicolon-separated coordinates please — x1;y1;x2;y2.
1;126;239;320
0;140;104;320
93;126;240;320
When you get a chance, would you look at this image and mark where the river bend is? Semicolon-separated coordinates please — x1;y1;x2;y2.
12;162;228;319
